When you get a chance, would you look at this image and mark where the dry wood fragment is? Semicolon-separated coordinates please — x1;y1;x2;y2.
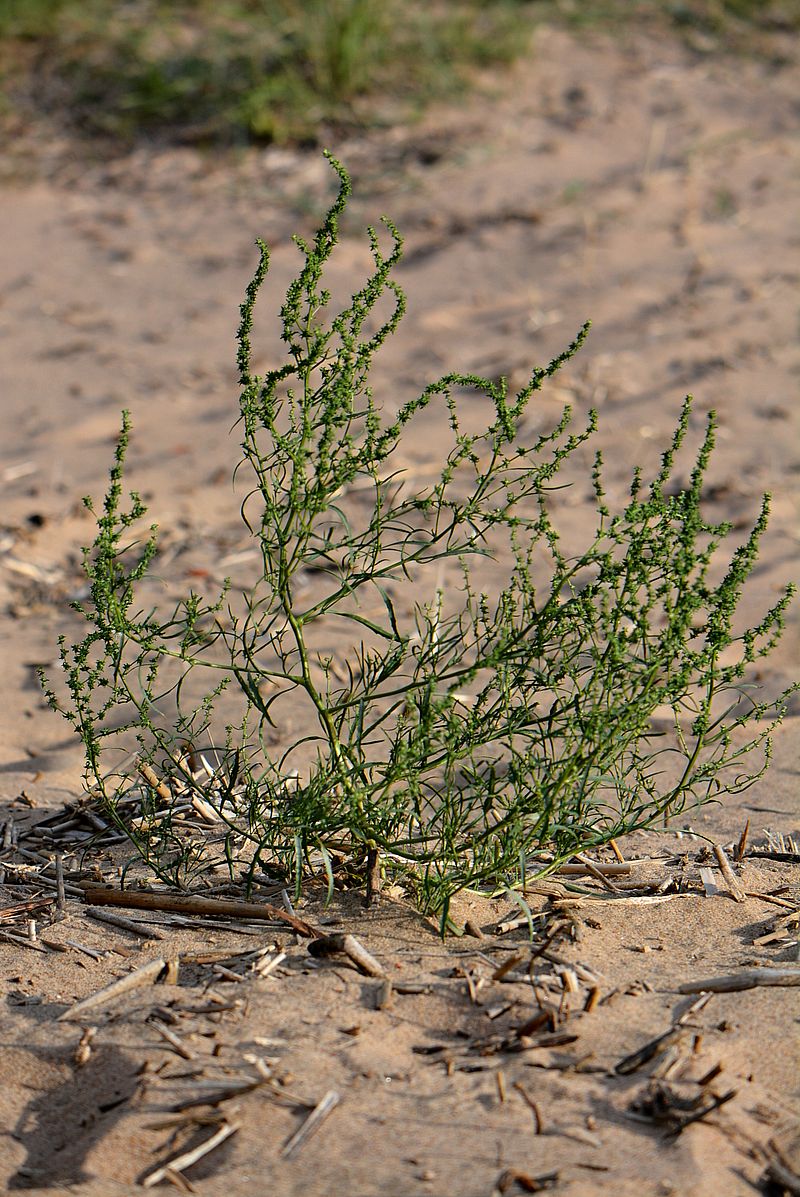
141;1121;239;1188
394;981;429;995
753;927;797;947
57;956;166;1021
699;867;720;897
151;1019;196;1061
64;938;106;960
735;818;750;862
365;847;381;907
521;881;570;900
745;891;798;909
79;883;321;938
496;1167;559;1193
747;850;800;864
0;927;49;952
281;1090;340;1158
191;794;219;823
74;1026;96;1068
513;1080;544;1133
491;950;527;982
37;936;68;952
649;1046;690;1082
712;843;746;902
557;862;630;877
678;968;800;994
678;991;714;1021
163;958;180;985
572;853;622;893
696;1062;723;1086
0;896;54;921
138;761;174;805
609;839;625;863
213;964;246;984
375;979;393;1010
55;853;66;913
464;918;485;938
254;950;286;978
614;1026;689;1075
307;933;386;977
554;1124;603;1148
85;907;167;939
559;967;580;995
664;1088;736;1137
170;1079;265;1112
2;863;84;896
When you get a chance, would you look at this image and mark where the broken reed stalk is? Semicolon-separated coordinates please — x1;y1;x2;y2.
711;843;746;902
678;968;800;994
58;956;166;1021
79;883;321;938
572;853;622;893
308;932;386;977
84;907;167;939
55;853;66;913
281;1090;340;1158
141;1122;239;1188
665;1089;737;1138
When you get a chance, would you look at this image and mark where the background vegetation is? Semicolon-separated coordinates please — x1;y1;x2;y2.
1;0;798;149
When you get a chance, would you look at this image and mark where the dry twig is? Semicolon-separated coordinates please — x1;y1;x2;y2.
57;956;166;1021
712;843;746;902
678;968;800;994
80;883;321;938
141;1122;239;1188
308;933;386;977
281;1090;340;1158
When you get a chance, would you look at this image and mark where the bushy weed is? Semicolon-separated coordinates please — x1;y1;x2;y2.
44;157;796;928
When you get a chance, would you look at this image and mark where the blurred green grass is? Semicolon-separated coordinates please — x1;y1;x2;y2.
1;0;798;149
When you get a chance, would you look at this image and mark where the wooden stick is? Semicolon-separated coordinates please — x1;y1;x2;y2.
365;846;381;907
3;864;84;896
308;933;386;977
572;853;622;893
138;761;174;804
735;819;750;862
512;1081;544;1133
150;1019;196;1060
0;896;55;921
79;883;321;939
0;927;49;952
614;1025;687;1075
558;862;630;876
55;854;66;913
665;1089;736;1137
744;891;798;909
142;1122;239;1188
678;968;800;995
170;1079;264;1112
712;843;746;903
85;907;167;940
57;956;166;1021
281;1090;340;1158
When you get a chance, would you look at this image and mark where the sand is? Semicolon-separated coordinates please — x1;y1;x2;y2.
0;24;797;1197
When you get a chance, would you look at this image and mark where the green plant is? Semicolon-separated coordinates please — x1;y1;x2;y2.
0;0;534;147
44;155;795;929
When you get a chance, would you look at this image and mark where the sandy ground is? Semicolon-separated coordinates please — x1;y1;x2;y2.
0;24;798;1197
